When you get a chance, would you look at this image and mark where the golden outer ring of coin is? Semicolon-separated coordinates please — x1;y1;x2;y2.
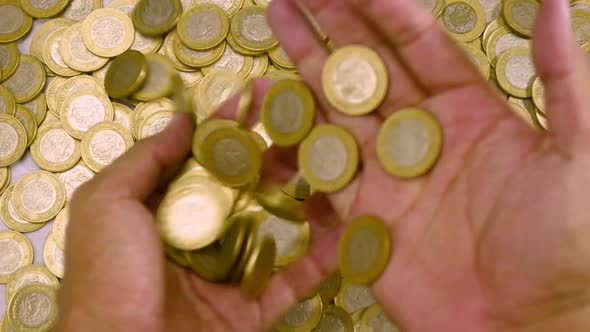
268;46;296;70
440;0;486;43
3;55;46;104
226;32;265;56
174;38;226;68
298;124;360;193
132;0;182;36
430;0;446;17
132;32;164;55
5;264;59;303
0;85;16;116
359;304;398;332
59;89;114;139
192;119;239;161
377;108;443;179
0;167;9;195
0;230;33;283
572;10;590;45
273;294;324;332
249;55;270;78
532;76;545;115
195;0;244;17
29;18;73;63
0;0;33;43
137;110;175;139
81;122;134;172
461;43;490;79
14;105;37;147
482;17;504;49
220;213;252;268
322;45;389;116
42;28;82;78
231;6;278;52
241;235;277;298
0;43;20;81
177;4;230;51
20;93;47;124
81;8;135;57
503;0;539;38
0;186;45;233
43;233;64;278
485;26;531;67
132;98;177;139
495;47;534;98
52;208;68;250
508;100;537;129
0;114;27;167
201;49;255;78
55;75;106;112
269;216;310;267
105;50;148;99
160;31;195;72
45;76;67;117
13;171;66;223
317;272;342;304
132;54;177;101
0;313;10;332
255;185;307;222
8;283;58;331
31;123;82;173
20;0;70;18
316;305;355;331
59;23;110;72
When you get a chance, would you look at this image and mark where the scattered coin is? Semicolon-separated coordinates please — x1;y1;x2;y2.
7;283;58;331
132;0;183;36
5;264;59;303
43;233;65;278
0;186;45;233
312;305;354;332
0;230;34;283
60;88;114;139
495;47;535;98
274;294;324;332
81;122;134;172
13;171;66;223
441;0;486;42
60;22;110;73
82;8;135;57
0;114;28;167
0;0;33;43
503;0;539;38
177;4;230;50
231;5;278;52
2;55;46;103
105;50;149;98
31;122;81;173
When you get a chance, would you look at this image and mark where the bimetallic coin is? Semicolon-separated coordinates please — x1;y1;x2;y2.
138;110;175;139
81;122;134;172
0;43;20;81
20;0;69;18
192;119;238;162
0;231;34;283
178;70;205;88
160;30;194;71
322;45;389;116
133;53;177;101
231;6;278;52
8;283;58;332
298;124;359;193
60;22;109;73
13;171;66;223
3;55;46;103
52;208;69;250
257;212;310;267
0;0;33;43
226;32;264;56
30;19;73;64
19;93;47;124
268;45;296;70
61;0;102;21
196;69;246;121
359;305;401;332
81;8;135;57
460;43;490;79
482;17;504;48
440;0;486;42
45;76;67;117
0;114;27;167
60;88;114;139
43;233;65;278
55;75;106;112
132;98;177;139
503;0;539;38
43;28;81;78
249;55;269;78
5;265;59;303
133;0;183;36
495;47;535;98
31;123;81;173
317;272;342;304
177;4;230;50
312;305;354;332
105;50;148;99
0;186;45;233
0;85;16;116
274;294;324;332
377;108;443;179
174;38;226;68
59;162;94;201
485;26;530;67
194;0;244;17
113;102;134;131
261;79;315;147
335;282;376;314
13;105;37;147
202;44;254;78
532;76;545;114
241;236;276;298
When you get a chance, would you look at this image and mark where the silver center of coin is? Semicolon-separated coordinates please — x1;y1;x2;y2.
89;130;126;166
0;123;18;158
386;119;431;167
308;136;347;182
505;55;535;90
0;239;24;274
331;56;377;105
21;180;57;214
270;90;304;134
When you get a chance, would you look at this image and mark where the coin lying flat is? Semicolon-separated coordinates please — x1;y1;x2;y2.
60;22;110;73
21;0;69;18
231;6;279;52
31;123;81;173
322;45;389;116
42;28;81;78
5;265;59;303
159;30;194;71
317;272;342;304
0;186;45;233
503;0;539;38
312;305;354;332
174;39;226;68
298;124;359;193
58;162;95;201
60;88;114;139
485;26;530;67
359;305;401;332
81;122;134;172
0;230;34;283
274;294;324;332
61;0;102;21
532;76;545;114
201;44;254;77
132;0;183;36
257;212;310;267
55;75;106;112
440;0;486;42
138;110;175;139
335;282;376;314
105;50;148;98
133;53;177;101
20;93;47;124
177;4;229;50
0;0;33;43
0;85;16;116
13;105;37;147
495;47;535;98
43;233;65;278
0;114;28;167
13;171;66;223
113;102;134;131
482;17;503;48
82;8;135;57
241;235;276;298
52;208;69;250
460;43;491;79
196;69;246;121
8;283;58;332
0;43;20;82
3;55;46;103
377;108;443;179
30;18;73;64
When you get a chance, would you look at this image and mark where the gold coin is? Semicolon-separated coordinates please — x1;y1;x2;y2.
257;212;310;267
202;44;254;78
334;281;376;314
274;294;324;332
298;124;359;193
8;283;58;331
45;76;67;117
377;108;443;179
254;180;307;222
60;88;114;139
261;79;315;147
105;50;148;99
60;22;110;72
197;69;246;120
249;55;269;78
194;0;244;16
192;118;238;162
13;105;37;147
177;4;230;50
485;26;530;67
31;122;81;173
131;30;164;55
81;122;134;172
495;47;535;98
160;30;195;72
138;110;175;139
231;5;279;52
281;174;311;201
0;186;45;233
174;38;226;68
420;0;446;17
322;45;388;116
0;43;20;81
43;233;65;278
52;208;69;250
19;93;47;124
178;70;205;88
3;55;46;103
572;9;590;46
5;265;59;303
43;28;81;77
532;76;545;114
460;42;490;79
0;85;16;116
82;8;135;57
58;162;95;201
13;171;66;223
268;45;296;70
312;305;354;332
61;0;102;21
55;74;106;112
20;0;69;18
317;272;342;304
226;31;264;56
29;18;73;66
0;230;34;283
0;114;27;167
133;0;183;36
0;167;9;195
112;102;134;131
132;97;177;138
241;235;276;298
133;53;177;101
0;0;33;43
482;17;504;48
440;0;486;42
359;305;401;332
503;0;539;38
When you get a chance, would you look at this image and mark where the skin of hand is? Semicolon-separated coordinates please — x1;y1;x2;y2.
56;0;590;331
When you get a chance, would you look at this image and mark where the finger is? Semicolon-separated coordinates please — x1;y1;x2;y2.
78;113;195;201
533;0;590;151
214;78;274;127
298;0;426;116
350;0;490;96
